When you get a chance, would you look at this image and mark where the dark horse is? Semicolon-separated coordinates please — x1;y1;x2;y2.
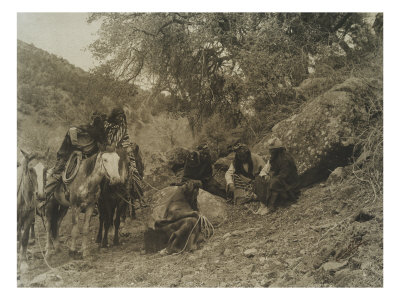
96;146;135;247
45;149;128;259
95;179;128;248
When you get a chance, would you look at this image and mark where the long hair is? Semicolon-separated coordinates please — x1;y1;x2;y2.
233;146;254;179
104;108;128;146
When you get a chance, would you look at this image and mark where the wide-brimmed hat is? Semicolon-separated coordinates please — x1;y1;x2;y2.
267;137;284;149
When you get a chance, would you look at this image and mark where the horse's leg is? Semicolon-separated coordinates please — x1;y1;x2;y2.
20;211;34;271
70;205;80;256
29;222;35;245
45;201;55;258
113;201;124;246
17;219;22;253
81;204;94;258
96;210;104;245
53;205;68;253
130;198;136;219
102;206;112;248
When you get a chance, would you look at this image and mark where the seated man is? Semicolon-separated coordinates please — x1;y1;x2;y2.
225;143;266;205
256;137;300;215
45;112;107;196
182;144;226;198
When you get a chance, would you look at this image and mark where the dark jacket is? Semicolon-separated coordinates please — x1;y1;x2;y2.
269;149;299;193
182;151;212;182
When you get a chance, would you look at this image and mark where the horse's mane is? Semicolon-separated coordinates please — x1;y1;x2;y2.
83;152;99;177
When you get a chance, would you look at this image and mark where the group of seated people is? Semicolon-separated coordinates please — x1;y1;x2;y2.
182;138;300;215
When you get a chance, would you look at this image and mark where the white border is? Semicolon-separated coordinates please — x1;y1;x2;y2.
3;1;397;299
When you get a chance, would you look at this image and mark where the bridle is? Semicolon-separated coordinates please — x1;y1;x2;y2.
99;152;112;181
19;160;46;206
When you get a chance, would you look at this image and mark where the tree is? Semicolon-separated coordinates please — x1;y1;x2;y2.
88;13;381;136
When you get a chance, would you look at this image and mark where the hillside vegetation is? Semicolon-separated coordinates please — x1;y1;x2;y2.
17;13;383;287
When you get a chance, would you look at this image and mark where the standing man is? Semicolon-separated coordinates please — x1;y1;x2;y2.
104;107;144;201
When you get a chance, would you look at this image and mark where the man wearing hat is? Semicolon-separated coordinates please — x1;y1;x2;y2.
257;137;300;214
45;110;108;196
225;143;266;205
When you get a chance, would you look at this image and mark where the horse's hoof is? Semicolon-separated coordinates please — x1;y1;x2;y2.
82;251;90;259
45;250;52;259
69;249;82;259
20;261;29;273
159;248;169;256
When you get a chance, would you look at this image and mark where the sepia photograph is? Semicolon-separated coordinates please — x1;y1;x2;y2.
15;8;384;289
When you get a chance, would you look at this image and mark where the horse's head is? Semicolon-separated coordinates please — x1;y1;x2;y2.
20;149;47;201
100;150;128;186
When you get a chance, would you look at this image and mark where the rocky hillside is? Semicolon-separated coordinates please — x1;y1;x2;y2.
17;167;382;287
17;74;383;287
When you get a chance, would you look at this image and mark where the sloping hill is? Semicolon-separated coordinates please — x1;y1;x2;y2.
17;170;382;287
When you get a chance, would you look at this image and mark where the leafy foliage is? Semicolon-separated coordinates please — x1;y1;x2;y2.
88;13;382;141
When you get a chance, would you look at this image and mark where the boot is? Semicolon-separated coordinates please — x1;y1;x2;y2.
267;191;279;213
256;202;269;215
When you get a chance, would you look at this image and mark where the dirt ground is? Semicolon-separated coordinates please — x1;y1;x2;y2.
17;175;383;288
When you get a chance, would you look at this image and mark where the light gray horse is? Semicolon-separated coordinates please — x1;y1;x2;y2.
45;149;128;259
17;149;46;271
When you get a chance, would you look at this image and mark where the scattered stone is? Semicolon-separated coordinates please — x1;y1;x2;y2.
244;248;257;257
327;167;345;183
260;278;274;287
223;248;232;256
354;210;374;223
231;230;243;236
29;273;63;287
286;257;301;266
223;233;231;239
321;260;348;272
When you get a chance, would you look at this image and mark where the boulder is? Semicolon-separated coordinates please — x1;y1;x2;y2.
147;186;228;229
293;77;336;101
264;77;380;186
143;150;185;191
197;189;228;225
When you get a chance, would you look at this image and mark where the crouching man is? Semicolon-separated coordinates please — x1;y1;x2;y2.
182;144;226;198
256;138;300;215
225;143;266;205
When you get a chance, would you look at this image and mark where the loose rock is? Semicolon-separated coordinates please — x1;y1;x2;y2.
244;248;257;258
